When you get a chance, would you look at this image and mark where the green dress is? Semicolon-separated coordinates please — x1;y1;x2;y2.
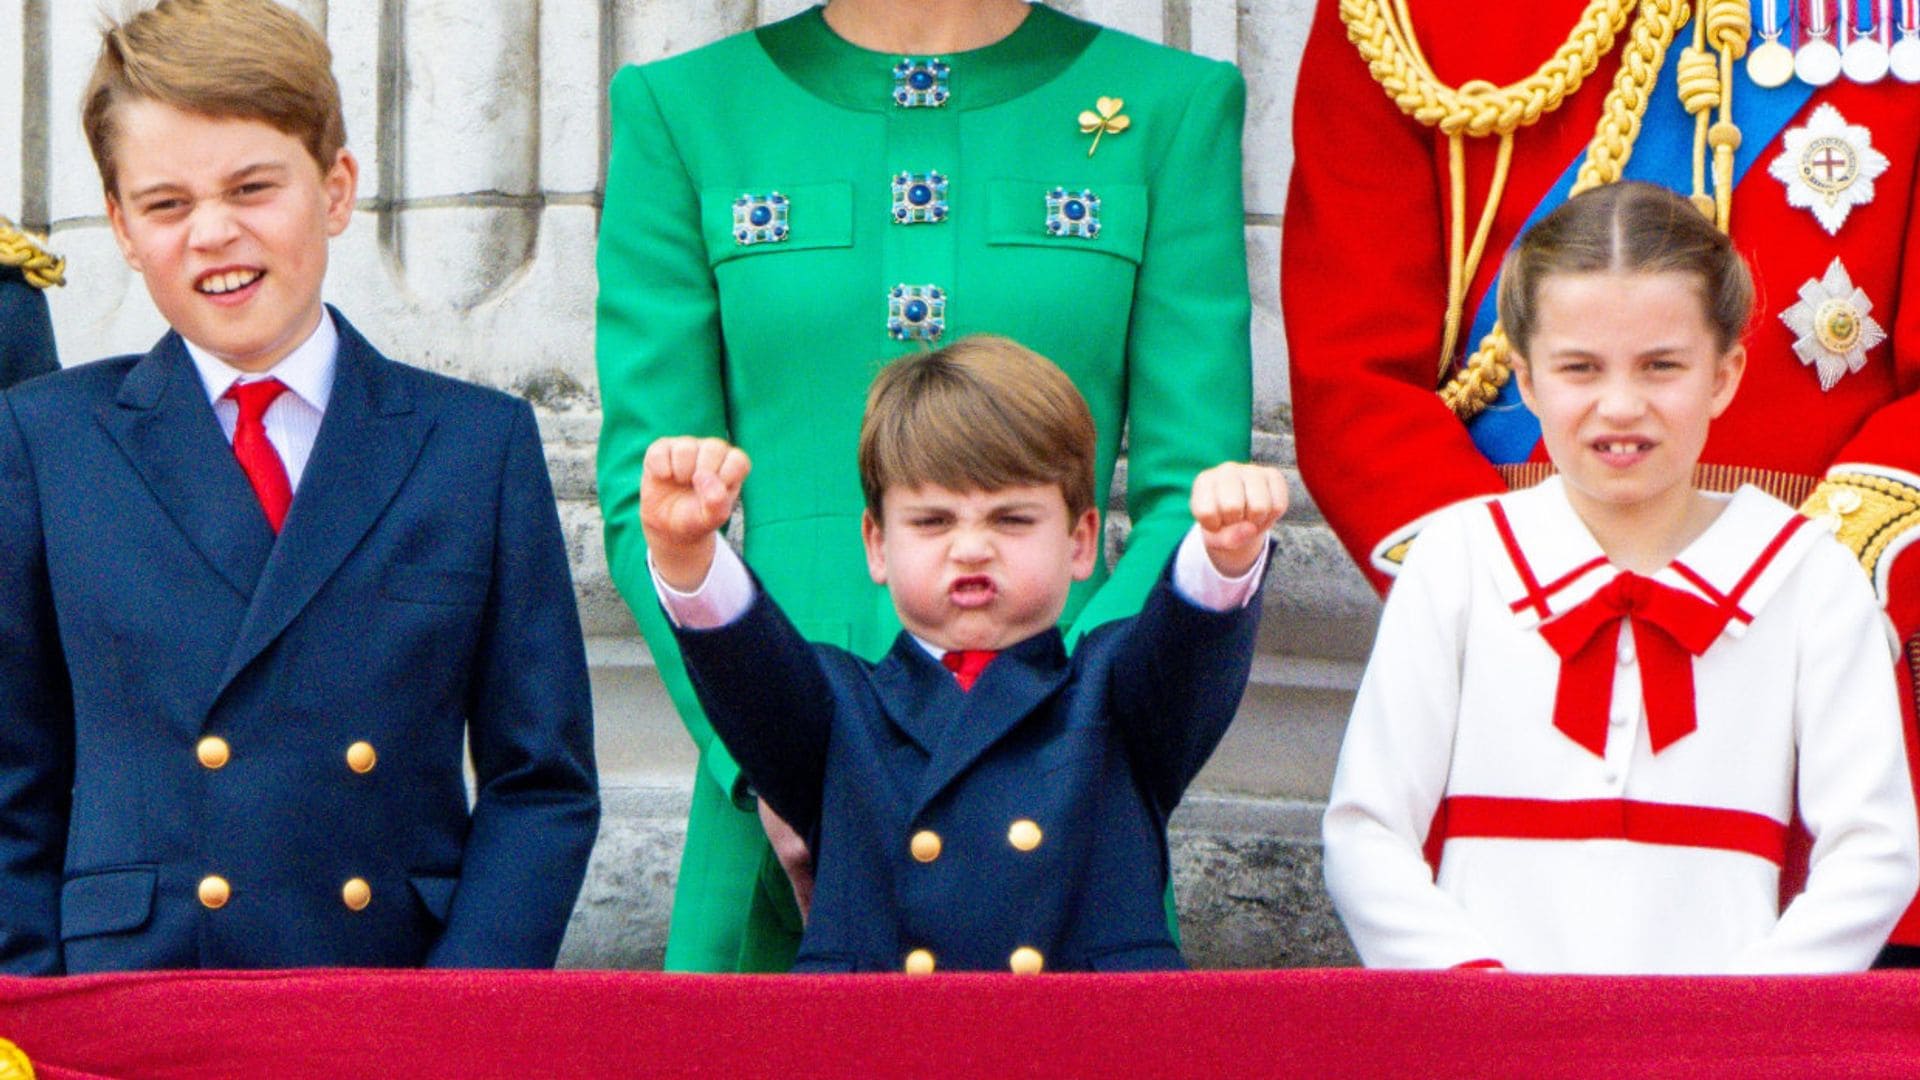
596;4;1252;972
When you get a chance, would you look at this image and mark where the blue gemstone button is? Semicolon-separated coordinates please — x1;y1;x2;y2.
892;59;951;108
891;171;950;225
888;284;947;342
733;192;790;246
1045;187;1102;239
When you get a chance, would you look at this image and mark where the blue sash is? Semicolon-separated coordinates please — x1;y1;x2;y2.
1464;23;1815;462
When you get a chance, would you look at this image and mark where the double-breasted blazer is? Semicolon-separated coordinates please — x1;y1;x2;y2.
596;2;1253;972
0;310;599;974
672;557;1264;973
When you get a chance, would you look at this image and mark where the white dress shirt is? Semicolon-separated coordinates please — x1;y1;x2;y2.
184;310;337;492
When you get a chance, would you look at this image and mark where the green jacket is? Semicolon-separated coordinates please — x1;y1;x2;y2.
596;4;1251;972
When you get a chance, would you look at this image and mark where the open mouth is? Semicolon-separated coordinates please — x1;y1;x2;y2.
949;575;997;608
1591;438;1655;465
196;268;264;296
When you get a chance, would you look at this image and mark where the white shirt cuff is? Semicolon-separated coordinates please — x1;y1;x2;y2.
1171;523;1269;611
650;542;755;629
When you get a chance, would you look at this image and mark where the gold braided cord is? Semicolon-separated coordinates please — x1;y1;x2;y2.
0;217;65;290
1436;0;1689;418
1676;0;1751;228
1800;474;1920;575
1340;0;1634;137
1342;0;1634;379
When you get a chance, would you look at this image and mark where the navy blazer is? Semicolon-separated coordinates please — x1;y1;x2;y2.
0;267;58;390
0;309;598;974
673;555;1265;973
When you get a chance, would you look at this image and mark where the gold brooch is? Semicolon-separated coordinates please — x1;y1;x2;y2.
1078;97;1130;157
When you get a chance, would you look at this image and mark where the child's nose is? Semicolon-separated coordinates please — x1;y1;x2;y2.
187;202;242;250
1594;378;1648;421
949;529;993;563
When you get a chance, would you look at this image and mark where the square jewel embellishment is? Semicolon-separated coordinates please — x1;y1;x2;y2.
892;59;951;107
1045;188;1100;239
892;171;950;224
733;193;789;245
888;284;946;342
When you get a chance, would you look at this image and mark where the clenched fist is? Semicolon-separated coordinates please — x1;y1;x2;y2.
640;436;752;591
1189;462;1288;578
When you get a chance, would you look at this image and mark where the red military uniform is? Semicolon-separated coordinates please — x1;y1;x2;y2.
1285;0;1920;945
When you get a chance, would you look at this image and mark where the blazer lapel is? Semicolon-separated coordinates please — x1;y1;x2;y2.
914;630;1070;816
871;637;954;754
218;311;430;689
95;332;275;600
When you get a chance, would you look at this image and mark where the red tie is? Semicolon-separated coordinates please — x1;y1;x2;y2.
941;649;998;691
225;378;293;533
1536;572;1732;757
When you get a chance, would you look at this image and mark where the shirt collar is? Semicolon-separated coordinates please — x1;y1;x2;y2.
184;308;338;415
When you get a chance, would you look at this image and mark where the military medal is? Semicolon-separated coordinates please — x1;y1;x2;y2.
1841;0;1892;82
1797;0;1844;84
1768;103;1890;234
1750;0;1797;86
1780;258;1886;391
1891;0;1920;79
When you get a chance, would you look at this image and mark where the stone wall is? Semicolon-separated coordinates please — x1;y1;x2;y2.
3;0;1380;968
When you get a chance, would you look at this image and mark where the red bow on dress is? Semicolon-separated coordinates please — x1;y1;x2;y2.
1535;572;1731;757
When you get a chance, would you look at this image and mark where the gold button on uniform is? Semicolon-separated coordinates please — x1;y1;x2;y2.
910;829;942;863
1009;946;1044;974
1008;819;1043;852
342;877;372;911
196;736;230;770
345;741;378;774
904;948;936;974
198;875;231;910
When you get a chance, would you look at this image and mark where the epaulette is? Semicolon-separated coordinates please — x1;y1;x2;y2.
0;216;65;289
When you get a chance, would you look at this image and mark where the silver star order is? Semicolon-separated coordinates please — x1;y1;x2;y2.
1779;257;1885;392
1767;103;1889;235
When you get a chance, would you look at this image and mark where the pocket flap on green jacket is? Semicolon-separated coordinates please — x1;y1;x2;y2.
987;179;1146;263
702;182;854;267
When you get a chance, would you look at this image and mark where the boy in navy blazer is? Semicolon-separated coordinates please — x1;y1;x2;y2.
641;336;1285;972
0;0;597;974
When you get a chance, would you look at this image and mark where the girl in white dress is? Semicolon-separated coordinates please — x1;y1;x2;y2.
1322;182;1919;973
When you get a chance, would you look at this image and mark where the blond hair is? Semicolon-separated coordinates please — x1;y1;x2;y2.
1497;181;1754;360
83;0;345;195
859;336;1097;520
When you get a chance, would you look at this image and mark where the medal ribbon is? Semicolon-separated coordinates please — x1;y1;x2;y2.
1536;572;1732;757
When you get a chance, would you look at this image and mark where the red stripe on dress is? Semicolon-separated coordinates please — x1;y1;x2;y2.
1436;795;1788;866
1669;514;1806;626
1488;502;1550;619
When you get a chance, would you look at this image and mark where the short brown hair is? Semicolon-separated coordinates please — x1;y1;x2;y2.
1497;181;1754;359
83;0;346;195
859;336;1098;520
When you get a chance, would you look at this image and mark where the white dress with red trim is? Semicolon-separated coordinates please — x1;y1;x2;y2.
1323;478;1918;973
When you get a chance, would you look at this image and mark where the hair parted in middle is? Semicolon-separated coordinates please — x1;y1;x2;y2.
1496;180;1755;361
858;335;1098;521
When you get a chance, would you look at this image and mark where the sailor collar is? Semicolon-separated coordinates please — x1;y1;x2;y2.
1478;476;1824;642
755;3;1098;113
